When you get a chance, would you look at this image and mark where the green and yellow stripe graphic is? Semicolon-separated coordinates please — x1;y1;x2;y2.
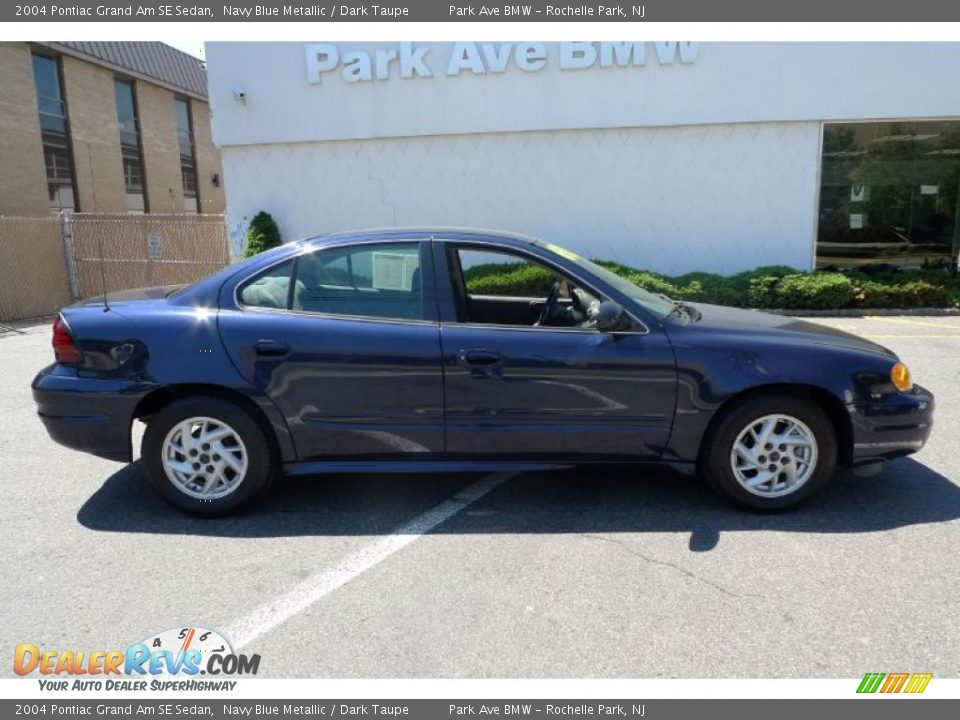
857;672;932;694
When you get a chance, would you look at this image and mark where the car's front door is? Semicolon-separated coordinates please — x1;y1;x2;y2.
435;241;677;459
218;239;444;460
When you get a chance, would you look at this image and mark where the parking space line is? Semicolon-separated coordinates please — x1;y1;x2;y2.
865;316;960;330
862;334;960;339
225;471;516;650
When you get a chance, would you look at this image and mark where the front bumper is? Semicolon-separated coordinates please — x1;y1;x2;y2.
848;383;934;465
32;364;155;462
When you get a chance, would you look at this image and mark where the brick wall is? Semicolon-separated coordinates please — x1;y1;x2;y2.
0;43;49;217
137;81;185;214
0;42;226;218
192;100;226;214
61;54;127;213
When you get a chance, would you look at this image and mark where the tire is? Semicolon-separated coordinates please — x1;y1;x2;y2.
142;396;275;516
698;394;837;511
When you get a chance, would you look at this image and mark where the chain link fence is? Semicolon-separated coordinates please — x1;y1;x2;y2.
0;216;72;325
0;213;230;324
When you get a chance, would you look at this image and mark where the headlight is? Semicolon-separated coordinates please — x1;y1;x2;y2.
890;361;912;392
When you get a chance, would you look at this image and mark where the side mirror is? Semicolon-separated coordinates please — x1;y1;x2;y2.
595;300;630;333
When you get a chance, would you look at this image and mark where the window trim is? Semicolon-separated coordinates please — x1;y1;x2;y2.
31;49;80;213
174;96;200;212
114;76;149;213
814;117;960;269
436;239;649;335
233;238;438;325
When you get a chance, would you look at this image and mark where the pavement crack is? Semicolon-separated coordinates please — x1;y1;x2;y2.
581;533;754;600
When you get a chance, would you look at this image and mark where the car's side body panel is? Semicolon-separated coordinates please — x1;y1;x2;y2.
215;237;445;461
32;298;298;463
662;308;934;465
216;309;445;459
429;236;678;459
437;324;678;458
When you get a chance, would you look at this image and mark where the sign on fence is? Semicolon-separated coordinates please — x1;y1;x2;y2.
146;233;164;260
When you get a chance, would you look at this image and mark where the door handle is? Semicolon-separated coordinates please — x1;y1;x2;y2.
254;339;290;357
457;349;502;366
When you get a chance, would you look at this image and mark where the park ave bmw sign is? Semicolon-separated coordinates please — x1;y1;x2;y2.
305;41;700;84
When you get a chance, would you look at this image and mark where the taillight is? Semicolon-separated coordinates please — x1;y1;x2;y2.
52;317;83;364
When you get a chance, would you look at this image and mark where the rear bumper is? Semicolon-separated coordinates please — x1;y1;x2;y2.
848;383;934;465
32;364;155;462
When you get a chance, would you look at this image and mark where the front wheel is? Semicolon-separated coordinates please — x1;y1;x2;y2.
699;395;837;511
142;397;274;515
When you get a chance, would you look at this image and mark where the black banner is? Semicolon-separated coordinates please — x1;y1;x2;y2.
6;0;960;22
2;700;959;719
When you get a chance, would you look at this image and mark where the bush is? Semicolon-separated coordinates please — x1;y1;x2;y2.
243;211;282;258
464;263;555;296
749;272;856;309
853;279;951;308
461;255;959;310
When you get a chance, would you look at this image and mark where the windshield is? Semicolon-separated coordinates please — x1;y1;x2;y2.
539;241;677;319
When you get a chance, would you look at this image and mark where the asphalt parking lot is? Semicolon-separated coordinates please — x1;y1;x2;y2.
1;315;958;678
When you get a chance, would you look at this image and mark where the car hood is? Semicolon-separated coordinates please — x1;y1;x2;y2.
677;302;896;359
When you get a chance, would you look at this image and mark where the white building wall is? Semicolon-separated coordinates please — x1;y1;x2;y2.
222;120;821;275
209;41;960;273
207;42;960;146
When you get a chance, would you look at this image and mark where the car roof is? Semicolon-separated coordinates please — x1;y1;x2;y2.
306;227;543;246
170;227;552;308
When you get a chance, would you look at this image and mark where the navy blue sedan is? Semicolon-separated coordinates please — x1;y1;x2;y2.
33;229;934;514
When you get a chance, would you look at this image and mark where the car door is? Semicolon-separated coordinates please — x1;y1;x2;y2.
434;240;677;459
217;238;444;460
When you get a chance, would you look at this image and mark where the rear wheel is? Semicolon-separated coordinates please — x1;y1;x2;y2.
142;396;274;515
699;395;837;511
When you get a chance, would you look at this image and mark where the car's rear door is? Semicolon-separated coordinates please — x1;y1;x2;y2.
217;238;444;460
434;239;677;460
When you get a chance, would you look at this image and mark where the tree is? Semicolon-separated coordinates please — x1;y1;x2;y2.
243;211;282;257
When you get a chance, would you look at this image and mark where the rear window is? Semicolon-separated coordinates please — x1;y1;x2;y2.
292;243;424;321
238;259;295;309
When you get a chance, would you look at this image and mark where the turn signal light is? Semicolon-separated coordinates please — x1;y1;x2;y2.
890;362;912;392
52;317;83;364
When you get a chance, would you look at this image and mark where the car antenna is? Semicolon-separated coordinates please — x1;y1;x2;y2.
95;227;110;313
82;143;110;313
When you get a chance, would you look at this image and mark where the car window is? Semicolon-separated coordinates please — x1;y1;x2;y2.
238;259;296;309
460;249;556;297
454;247;601;328
293;242;425;321
538;241;675;319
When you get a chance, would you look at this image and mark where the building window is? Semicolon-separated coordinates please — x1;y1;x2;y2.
817;121;960;269
31;53;77;212
114;79;147;213
174;98;199;213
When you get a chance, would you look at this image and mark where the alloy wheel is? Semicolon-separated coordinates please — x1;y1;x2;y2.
161;416;248;500
729;413;818;498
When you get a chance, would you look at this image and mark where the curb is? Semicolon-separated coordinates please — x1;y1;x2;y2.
762;308;960;317
0;314;56;334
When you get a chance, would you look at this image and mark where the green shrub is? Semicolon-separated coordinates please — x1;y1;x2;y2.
853;279;951;308
464;263;555;296
626;271;701;300
749;272;856;309
243;211;282;258
461;254;959;309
